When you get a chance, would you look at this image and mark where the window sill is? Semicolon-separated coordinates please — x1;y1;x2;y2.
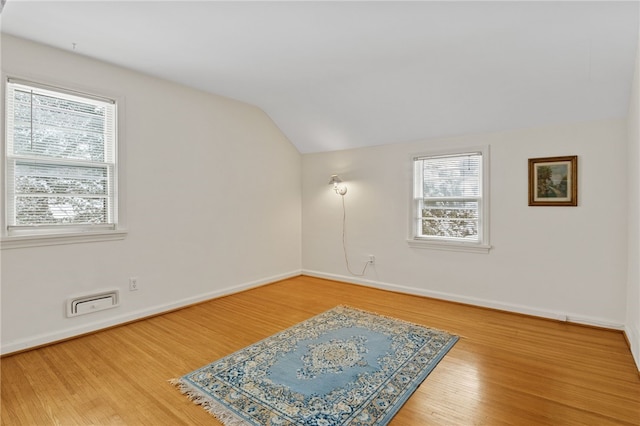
407;238;491;254
1;229;128;250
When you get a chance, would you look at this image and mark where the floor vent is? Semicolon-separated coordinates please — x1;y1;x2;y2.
66;289;119;317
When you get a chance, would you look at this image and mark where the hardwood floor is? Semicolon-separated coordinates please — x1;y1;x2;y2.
2;275;639;425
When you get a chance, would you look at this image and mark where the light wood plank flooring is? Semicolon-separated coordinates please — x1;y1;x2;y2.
2;275;639;425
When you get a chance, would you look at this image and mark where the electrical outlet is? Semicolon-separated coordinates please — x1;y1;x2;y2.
129;277;139;291
368;255;376;264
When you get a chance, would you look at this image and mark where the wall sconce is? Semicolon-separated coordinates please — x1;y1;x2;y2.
329;174;347;195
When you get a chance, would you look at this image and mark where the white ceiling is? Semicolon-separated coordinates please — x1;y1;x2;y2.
1;1;639;153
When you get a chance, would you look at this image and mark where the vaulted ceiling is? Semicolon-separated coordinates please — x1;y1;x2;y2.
1;1;638;153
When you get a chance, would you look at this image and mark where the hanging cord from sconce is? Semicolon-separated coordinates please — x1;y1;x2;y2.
340;194;369;277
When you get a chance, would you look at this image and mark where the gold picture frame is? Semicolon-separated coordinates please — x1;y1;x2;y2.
528;155;577;206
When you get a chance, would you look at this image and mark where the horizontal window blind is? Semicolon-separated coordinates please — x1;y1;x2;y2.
5;79;117;231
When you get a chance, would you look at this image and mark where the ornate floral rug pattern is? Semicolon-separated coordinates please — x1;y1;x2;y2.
172;306;458;425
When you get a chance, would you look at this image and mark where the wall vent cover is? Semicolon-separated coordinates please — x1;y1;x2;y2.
66;289;119;317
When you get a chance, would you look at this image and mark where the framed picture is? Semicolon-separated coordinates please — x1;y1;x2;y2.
528;155;577;206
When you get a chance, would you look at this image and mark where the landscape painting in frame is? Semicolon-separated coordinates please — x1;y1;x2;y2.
528;155;577;206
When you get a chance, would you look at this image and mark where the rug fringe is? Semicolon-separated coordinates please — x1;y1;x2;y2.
169;379;250;426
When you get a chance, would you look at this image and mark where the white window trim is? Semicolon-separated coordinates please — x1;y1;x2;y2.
1;75;127;249
407;145;491;254
1;229;128;249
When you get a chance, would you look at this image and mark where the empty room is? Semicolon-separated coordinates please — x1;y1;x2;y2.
1;1;639;425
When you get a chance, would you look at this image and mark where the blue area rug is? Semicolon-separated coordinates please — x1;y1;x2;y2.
172;306;458;425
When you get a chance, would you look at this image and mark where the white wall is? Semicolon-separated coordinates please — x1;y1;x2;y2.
0;35;302;354
626;34;640;371
302;119;628;327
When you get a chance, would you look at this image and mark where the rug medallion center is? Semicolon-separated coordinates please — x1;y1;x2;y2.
298;336;369;379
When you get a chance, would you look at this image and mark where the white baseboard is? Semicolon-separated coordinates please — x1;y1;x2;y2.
302;269;626;330
0;269;302;356
625;324;640;372
5;268;629;358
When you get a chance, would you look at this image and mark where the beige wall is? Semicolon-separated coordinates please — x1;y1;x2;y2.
302;119;628;328
0;35;302;354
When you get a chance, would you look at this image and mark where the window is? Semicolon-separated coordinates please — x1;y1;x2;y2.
409;146;490;253
3;78;123;246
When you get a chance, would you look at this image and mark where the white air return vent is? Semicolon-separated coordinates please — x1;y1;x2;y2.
66;289;119;317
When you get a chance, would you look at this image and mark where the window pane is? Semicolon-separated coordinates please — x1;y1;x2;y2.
15;162;109;195
15;196;107;225
12;89;107;161
420;200;478;239
422;154;480;197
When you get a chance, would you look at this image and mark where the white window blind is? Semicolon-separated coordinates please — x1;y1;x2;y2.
413;151;483;243
5;79;117;234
